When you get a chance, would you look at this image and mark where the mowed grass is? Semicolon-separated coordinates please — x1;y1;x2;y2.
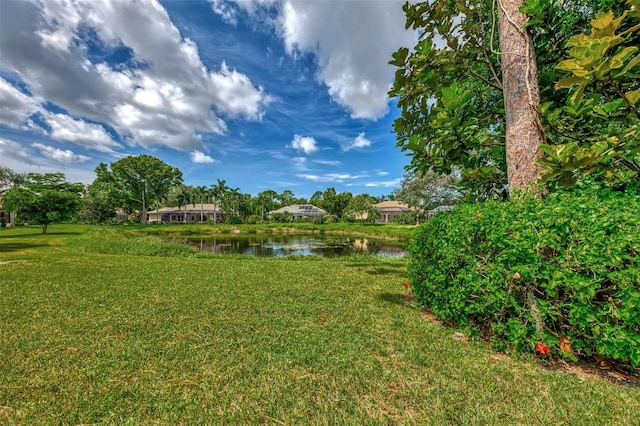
1;225;639;424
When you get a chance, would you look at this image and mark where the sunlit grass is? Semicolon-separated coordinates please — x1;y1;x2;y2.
0;225;638;424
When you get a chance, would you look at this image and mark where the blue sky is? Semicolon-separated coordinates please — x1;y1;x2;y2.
0;0;418;199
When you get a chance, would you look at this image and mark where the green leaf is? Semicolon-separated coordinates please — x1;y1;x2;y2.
390;47;409;67
601;98;624;113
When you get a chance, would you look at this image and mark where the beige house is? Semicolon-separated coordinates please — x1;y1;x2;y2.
147;203;222;224
374;201;412;223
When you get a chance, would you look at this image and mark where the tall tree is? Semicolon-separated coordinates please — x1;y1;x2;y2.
2;173;84;233
96;155;182;225
389;0;625;197
498;0;545;193
82;164;121;224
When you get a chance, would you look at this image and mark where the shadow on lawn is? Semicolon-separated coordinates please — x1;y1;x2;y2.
345;263;407;278
0;241;50;252
377;292;409;307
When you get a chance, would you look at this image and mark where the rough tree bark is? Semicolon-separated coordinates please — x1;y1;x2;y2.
498;0;545;195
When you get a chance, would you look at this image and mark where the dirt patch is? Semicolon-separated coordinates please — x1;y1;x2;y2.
543;357;640;388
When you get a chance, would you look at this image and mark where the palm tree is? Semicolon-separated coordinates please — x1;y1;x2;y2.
176;187;191;224
257;190;278;221
210;179;230;223
192;185;208;222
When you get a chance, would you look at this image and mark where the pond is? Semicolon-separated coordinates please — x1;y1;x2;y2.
179;234;407;257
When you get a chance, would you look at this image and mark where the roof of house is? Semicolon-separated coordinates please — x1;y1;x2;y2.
269;204;327;215
148;203;221;214
374;200;411;212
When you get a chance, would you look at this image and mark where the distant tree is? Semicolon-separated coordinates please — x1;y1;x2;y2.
3;172;84;233
81;166;122;224
96;155;182;225
0;166;26;226
344;194;379;224
309;190;324;206
278;189;296;207
393;170;460;221
318;187;352;218
256;190;279;221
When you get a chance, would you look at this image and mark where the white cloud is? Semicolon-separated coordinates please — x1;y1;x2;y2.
210;0;239;25
297;172;364;183
210;62;272;119
278;1;417;120
364;178;402;188
0;137;36;165
0;0;271;152
32;143;90;164
0;78;41;129
342;132;372;151
377;171;390;176
290;134;318;154
214;0;418;120
191;150;216;164
314;159;340;166
45;113;121;153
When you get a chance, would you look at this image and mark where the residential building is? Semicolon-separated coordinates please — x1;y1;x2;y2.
374;201;411;223
147;203;222;224
268;204;327;220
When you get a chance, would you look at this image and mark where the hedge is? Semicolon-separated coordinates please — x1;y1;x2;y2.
408;182;640;367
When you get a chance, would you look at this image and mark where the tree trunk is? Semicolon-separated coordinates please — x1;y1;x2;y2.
498;0;544;195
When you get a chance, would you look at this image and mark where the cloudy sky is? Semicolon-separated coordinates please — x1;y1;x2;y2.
0;0;418;198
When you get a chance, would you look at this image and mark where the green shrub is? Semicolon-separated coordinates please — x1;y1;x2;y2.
392;212;417;225
408;182;640;366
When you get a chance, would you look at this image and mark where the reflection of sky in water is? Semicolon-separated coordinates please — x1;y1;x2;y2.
181;235;407;257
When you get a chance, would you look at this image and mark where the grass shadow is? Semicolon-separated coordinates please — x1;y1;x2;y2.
344;262;407;277
0;242;49;252
377;292;409;307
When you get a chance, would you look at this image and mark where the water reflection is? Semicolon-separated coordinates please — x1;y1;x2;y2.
182;234;406;257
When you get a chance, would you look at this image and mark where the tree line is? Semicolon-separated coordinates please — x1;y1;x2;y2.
1;156;460;232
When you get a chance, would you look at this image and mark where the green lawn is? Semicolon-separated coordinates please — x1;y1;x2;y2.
1;225;638;424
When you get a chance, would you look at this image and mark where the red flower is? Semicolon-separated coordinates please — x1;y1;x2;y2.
403;282;410;289
513;272;521;280
535;342;551;355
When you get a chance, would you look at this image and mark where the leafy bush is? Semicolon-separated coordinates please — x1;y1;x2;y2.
392;212;417;225
408;183;640;366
